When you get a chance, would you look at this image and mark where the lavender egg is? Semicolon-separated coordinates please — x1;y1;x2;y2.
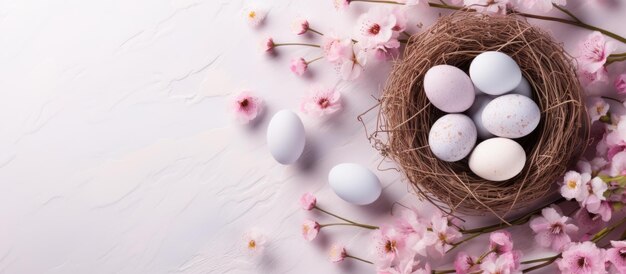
424;65;475;113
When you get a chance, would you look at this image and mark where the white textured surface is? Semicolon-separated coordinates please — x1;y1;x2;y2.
0;0;625;273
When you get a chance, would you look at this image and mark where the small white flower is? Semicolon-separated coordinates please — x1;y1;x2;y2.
243;5;266;28
243;229;267;255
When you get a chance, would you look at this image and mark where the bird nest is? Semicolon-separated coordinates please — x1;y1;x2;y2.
376;12;589;217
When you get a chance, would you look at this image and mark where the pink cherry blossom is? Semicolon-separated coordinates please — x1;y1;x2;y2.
371;226;406;268
243;5;266;28
395;207;428;247
530;206;578;251
300;86;342;117
428;211;462;256
243;228;267;255
522;0;566;12
321;33;352;63
339;47;367;81
587;97;610;123
291;18;309;35
581;177;608;213
616;74;626;94
355;7;397;49
231;90;263;123
607;240;626;272
301;219;320;241
377;254;431;274
556;241;607;274
610;151;626;176
454;252;479;274
261;37;275;52
593;201;612;222
578;31;616;73
561;171;592;202
290;58;308;76
579;67;609;87
464;0;511;15
333;0;351;11
480;252;519;274
490;231;514;254
329;244;347;263
391;9;408;32
299;192;317;210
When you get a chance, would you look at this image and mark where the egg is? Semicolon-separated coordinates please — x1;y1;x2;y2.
507;77;532;98
469;51;522;95
481;94;540;138
466;95;495;140
424;65;475;113
428;114;477;162
469;138;526;181
267;110;305;165
328;163;382;205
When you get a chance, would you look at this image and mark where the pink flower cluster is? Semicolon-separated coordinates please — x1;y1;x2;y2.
555;240;626;273
557;104;626;225
370;207;460;273
455;231;522;274
577;31;615;87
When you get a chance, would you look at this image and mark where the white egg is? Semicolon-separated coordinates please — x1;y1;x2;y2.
267;110;305;165
482;94;541;138
470;51;522;96
466;95;495;140
507;77;532;98
428;114;477;162
469;138;526;181
424;65;475;113
328;163;382;205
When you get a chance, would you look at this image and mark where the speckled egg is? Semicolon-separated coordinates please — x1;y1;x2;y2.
470;51;522;96
428;114;477;162
469;138;526;181
466;95;495;140
481;94;540;138
424;65;475;113
507;76;532;98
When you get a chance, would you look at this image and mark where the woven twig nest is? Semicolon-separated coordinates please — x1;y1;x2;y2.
379;12;589;216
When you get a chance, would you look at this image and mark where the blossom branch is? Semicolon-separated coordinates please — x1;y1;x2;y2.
345;254;374;264
274;42;321;48
314;206;380;229
320;222;379;230
459;197;566;234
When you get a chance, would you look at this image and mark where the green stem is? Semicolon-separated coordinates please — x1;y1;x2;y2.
460;197;566;234
351;0;403;4
522;256;560;273
306;56;324;64
607;55;626;65
346;254;374;264
423;2;626;45
553;4;582;23
448;232;483;252
314;206;380;229
319;222;379;230
274;43;320;48
433;270;456;274
591;216;626;243
514;11;626;45
308;27;324;36
521;255;559;265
